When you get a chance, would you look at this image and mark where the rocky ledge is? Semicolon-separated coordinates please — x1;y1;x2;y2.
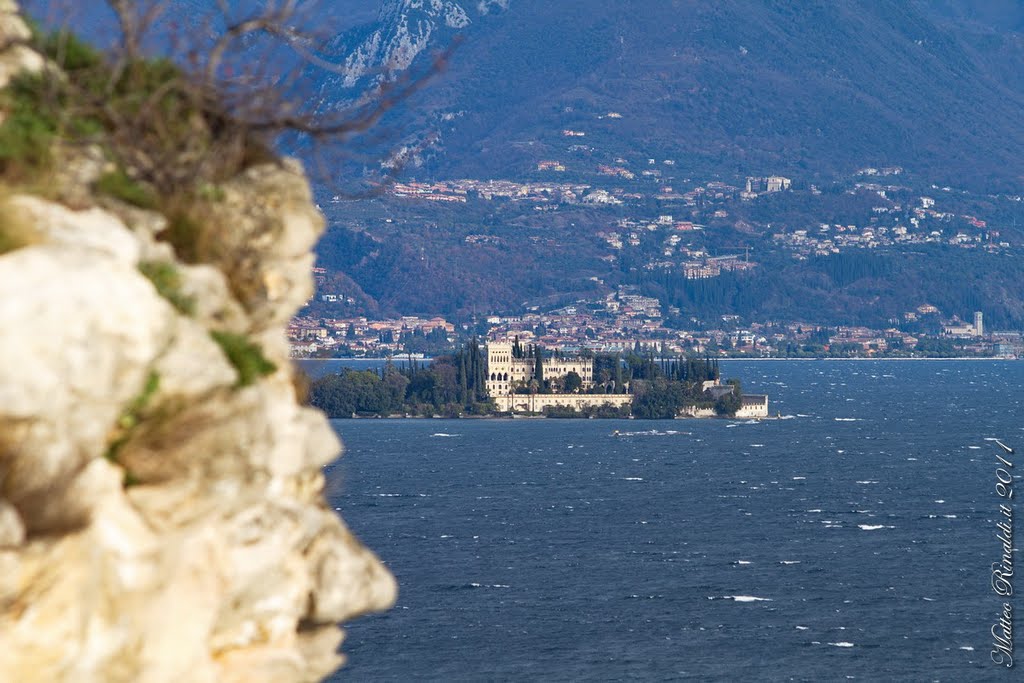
0;4;395;681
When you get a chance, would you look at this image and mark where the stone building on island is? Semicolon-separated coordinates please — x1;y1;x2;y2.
485;341;631;413
485;341;594;395
484;342;768;417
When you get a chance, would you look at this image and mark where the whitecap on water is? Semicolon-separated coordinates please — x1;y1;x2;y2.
733;560;753;565
828;642;855;648
710;595;772;602
858;524;893;530
959;646;974;651
795;625;809;630
792;476;806;480
856;480;878;485
834;418;859;422
431;433;459;437
623;477;644;481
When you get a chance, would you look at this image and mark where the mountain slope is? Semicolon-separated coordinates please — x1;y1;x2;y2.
318;0;1024;190
437;0;1024;188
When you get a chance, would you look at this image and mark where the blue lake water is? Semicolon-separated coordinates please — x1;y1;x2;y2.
324;360;1023;681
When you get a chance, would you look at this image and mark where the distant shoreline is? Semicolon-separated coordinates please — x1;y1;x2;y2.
717;356;1012;361
297;356;1012;363
296;357;433;362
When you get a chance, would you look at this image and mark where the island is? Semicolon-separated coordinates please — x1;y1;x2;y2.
308;339;768;419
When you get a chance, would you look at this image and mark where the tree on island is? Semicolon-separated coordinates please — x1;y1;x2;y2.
714;391;742;416
512;335;524;359
564;371;583;394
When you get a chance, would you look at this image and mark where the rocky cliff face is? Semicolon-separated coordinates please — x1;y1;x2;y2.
0;4;395;681
336;0;509;86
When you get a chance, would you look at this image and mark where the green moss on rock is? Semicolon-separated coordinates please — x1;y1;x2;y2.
210;331;277;387
137;261;195;315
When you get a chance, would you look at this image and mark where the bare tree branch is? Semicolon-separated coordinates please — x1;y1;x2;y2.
16;0;455;197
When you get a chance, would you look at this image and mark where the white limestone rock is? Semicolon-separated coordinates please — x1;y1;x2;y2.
0;20;394;678
0;243;175;532
196;161;324;332
9;195;141;264
0;0;44;89
0;499;23;546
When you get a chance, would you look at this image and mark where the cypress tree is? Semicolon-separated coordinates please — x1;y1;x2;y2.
473;340;485;401
534;344;544;383
458;350;468;404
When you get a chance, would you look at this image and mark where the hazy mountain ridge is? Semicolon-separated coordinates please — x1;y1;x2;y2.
316;0;1024;189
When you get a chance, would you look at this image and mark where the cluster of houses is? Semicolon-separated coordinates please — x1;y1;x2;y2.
288;316;454;356
773;195;1008;258
290;296;1019;360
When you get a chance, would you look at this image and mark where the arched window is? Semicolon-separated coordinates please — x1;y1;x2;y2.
490;372;496;380
503;372;509;381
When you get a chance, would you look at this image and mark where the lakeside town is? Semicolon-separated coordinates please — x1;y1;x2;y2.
307;135;1024;362
289;300;1020;360
308;155;1024;361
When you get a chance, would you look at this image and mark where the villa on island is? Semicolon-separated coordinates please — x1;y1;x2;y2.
485;341;632;413
485;341;768;417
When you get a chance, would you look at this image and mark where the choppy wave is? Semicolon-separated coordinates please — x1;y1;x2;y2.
709;595;772;602
614;429;687;437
